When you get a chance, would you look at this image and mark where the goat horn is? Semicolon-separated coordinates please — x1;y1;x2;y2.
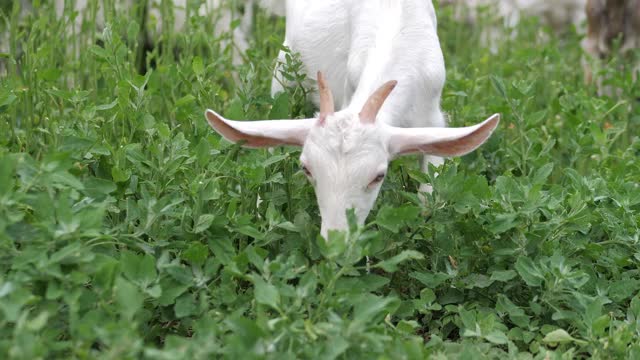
317;71;334;125
359;80;397;124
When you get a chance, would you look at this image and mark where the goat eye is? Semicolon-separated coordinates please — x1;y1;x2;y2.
369;173;386;185
301;165;312;177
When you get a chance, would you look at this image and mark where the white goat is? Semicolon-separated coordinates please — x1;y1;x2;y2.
205;0;500;237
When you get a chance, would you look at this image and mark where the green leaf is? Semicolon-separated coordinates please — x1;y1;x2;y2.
111;166;131;182
126;20;140;42
49;242;93;264
96;99;118;111
84;177;117;197
145;284;162;299
0;156;16;195
297;272;318;298
192;56;204;76
353;294;400;326
225;98;244;120
114;277;143;320
485;330;509;345
414;288;442;312
26;311;50;331
420;288;436;304
410;272;452;288
138;255;158;285
462;274;494;289
175;293;197;318
195;138;211;167
321;337;349;359
512;79;534;96
317;230;348;260
225;316;265;348
235;225;265;240
121;251;157;286
487;213;518;234
0;92;17;108
208;237;236;266
175;94;196;107
193;214;215;233
542;329;579;344
375;205;422;233
269;92;290;119
51;171;84;190
532;163;554;184
360;275;391;292
157;278;189;306
262;154;289;167
490;270;518;282
631;294;640;318
608;278;640;302
253;277;280;310
0;282;14;298
515;257;544;287
496;294;530;328
183;242;209;266
491;75;507;99
376;250;424;272
396;320;419;334
166;265;193;285
90;45;109;60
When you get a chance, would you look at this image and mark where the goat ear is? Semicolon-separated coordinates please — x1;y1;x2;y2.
388;114;500;157
204;109;315;147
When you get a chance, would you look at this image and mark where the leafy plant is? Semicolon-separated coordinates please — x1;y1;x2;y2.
1;0;639;358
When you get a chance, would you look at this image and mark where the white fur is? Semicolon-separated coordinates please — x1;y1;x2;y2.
274;0;450;236
206;0;500;238
273;1;446;129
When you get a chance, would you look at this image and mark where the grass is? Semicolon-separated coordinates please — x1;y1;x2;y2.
1;1;640;359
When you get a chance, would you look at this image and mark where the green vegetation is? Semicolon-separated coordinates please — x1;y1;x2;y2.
1;1;639;359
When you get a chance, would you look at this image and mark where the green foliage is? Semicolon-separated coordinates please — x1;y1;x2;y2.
1;0;640;358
